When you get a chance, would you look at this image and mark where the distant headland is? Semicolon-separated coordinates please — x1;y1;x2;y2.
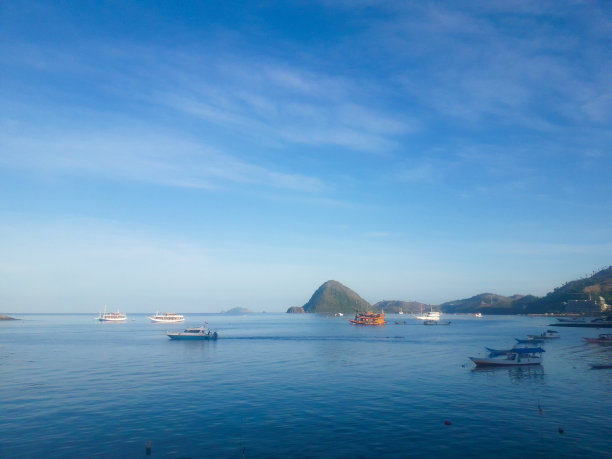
287;266;612;316
0;315;18;320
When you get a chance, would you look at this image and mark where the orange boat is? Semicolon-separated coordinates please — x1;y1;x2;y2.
349;311;386;325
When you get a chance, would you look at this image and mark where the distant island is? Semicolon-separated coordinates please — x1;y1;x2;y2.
287;266;612;316
223;307;254;315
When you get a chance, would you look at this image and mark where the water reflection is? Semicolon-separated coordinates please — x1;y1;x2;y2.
472;365;545;381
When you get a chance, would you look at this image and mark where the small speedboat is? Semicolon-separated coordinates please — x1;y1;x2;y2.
470;347;545;367
583;334;612;343
148;312;185;323
167;326;218;340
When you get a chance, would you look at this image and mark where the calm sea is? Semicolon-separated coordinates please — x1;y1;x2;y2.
1;313;610;458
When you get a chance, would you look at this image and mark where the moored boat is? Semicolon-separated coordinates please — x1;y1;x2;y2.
148;312;185;323
167;326;218;340
96;309;127;322
424;320;451;325
515;337;544;344
550;316;612;328
349;311;386;325
527;330;560;339
583;334;612;343
414;307;441;321
470;347;545;367
556;317;586;323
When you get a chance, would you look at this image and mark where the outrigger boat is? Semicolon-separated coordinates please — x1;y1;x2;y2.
167;326;218;340
424;320;451;325
527;330;560;339
583;334;612;343
515;337;544;344
470;347;545;367
349;311;386;325
148;312;185;323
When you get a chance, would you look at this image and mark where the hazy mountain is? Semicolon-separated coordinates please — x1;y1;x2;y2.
295;280;371;314
372;300;430;314
440;293;516;314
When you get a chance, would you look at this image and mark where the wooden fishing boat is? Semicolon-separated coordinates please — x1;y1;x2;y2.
349;311;386;325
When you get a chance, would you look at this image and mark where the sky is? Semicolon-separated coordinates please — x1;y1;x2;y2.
1;1;611;313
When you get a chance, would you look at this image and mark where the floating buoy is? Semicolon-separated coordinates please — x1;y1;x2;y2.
444;420;452;426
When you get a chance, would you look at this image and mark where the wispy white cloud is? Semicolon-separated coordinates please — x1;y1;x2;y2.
0;123;327;193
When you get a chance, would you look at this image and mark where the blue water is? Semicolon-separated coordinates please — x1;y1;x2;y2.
1;314;610;458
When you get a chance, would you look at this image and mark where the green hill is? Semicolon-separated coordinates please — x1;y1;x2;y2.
298;280;371;314
440;266;612;314
526;266;612;313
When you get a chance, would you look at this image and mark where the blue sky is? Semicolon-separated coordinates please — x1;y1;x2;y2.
1;1;611;313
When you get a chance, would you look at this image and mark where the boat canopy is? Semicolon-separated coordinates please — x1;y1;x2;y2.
486;347;545;355
512;347;545;354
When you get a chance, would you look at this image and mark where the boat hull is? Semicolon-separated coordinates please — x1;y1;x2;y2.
550;322;612;328
348;312;386;325
470;357;542;367
168;334;217;340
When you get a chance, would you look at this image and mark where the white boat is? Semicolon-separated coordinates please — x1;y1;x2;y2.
148;312;185;323
470;347;545;367
167;326;218;340
527;330;560;339
414;307;441;321
475;312;483;318
96;309;127;322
